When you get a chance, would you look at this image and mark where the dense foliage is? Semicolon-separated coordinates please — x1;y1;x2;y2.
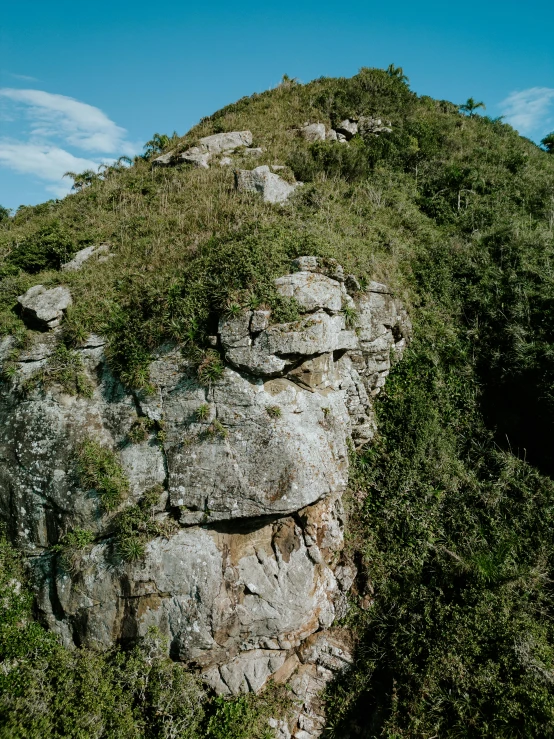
1;66;554;736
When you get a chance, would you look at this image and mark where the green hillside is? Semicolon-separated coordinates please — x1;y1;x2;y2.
2;66;554;737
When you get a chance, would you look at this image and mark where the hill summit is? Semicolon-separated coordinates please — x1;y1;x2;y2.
1;67;554;738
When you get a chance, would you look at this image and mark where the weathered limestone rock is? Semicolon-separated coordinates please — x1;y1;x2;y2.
243;147;263;157
235;165;300;204
274;272;343;312
284;630;354;738
152;149;176;166
61;243;111;271
200;130;253;153
157;131;254;169
358;116;393;136
179;146;211;169
335;119;358;139
298;123;326;142
0;257;410;712
17;285;72;330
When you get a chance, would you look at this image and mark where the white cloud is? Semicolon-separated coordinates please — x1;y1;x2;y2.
500;87;554;136
0;88;133;154
0;142;98;192
3;72;39;82
0;88;138;201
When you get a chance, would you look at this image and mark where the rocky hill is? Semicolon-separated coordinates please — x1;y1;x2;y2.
1;68;554;738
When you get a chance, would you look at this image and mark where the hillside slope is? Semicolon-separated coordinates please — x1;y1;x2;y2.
1;67;554;737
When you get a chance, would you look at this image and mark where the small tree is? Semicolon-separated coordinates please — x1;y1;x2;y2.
63;169;99;191
386;64;409;84
0;205;11;222
143;132;178;158
459;97;486;117
541;132;554;153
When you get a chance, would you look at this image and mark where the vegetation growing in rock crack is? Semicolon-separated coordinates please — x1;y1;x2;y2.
114;485;175;561
76;439;130;511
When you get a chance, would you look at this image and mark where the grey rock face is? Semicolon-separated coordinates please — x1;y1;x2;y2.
1;257;410;706
179;146;211;169
274;272;343;312
284;630;354;738
243;147;263;157
358;116;393;136
61;243;111;271
158;131;254;169
235;165;300;204
335;119;358;139
199;130;253;153
17;285;72;330
152;149;176;167
298;123;326;142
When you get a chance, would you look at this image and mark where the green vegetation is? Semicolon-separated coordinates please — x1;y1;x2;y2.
195;403;211;421
114;485;175;561
76;439;130;511
52;528;95;572
1;65;554;735
266;405;282;418
128;415;156;443
542;131;554;153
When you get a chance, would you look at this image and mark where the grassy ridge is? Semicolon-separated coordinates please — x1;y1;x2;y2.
1;67;554;736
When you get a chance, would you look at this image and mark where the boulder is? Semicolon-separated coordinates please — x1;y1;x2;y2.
199;130;253;153
235;165;300;204
298;123;326;142
243;147;263;157
274;272;343;312
61;243;110;271
179;146;211;169
335;119;358;139
17;285;72;330
175;131;254;170
152;149;176;167
358;116;393;136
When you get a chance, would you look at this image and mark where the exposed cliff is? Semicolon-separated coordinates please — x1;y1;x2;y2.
0;256;409;714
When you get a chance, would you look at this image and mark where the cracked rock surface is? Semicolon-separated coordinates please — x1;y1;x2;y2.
0;257;410;728
17;285;72;330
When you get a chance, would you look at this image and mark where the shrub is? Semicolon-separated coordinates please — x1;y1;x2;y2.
8;220;77;273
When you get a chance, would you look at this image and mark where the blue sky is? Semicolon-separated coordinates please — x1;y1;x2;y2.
0;0;552;210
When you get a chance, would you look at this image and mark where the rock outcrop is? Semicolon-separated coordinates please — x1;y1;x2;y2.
153;130;253;169
17;285;72;330
0;258;410;735
61;243;111;271
298;123;326;142
235;165;301;204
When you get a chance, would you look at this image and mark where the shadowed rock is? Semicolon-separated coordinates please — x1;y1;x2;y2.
17;285;72;330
